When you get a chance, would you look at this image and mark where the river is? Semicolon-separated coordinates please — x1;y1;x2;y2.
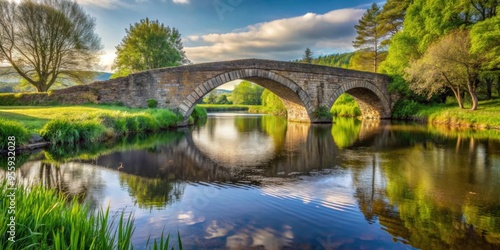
3;113;500;249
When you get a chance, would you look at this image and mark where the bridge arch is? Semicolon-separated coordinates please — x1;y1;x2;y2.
327;80;392;119
180;69;314;122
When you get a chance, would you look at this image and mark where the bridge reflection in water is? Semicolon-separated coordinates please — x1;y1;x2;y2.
2;115;500;249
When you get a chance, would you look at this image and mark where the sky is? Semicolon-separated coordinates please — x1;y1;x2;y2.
76;0;381;72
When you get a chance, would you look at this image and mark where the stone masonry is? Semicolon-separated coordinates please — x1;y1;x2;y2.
41;59;393;123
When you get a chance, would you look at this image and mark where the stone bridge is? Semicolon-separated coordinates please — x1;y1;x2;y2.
65;59;393;123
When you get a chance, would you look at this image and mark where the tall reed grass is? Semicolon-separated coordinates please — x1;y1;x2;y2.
0;181;182;249
0;119;31;150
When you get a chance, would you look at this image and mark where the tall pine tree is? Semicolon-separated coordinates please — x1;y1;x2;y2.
353;3;384;72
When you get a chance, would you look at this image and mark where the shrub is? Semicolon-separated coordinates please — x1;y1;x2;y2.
313;106;333;120
0;119;31;149
191;106;208;120
147;99;158;108
392;99;422;119
40;119;106;144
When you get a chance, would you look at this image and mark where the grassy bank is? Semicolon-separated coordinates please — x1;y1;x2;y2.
393;99;500;129
0;181;181;249
197;104;257;112
0;105;207;149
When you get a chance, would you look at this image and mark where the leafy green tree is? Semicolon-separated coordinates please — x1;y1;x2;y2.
203;92;217;104
353;3;384;72
302;48;313;63
376;0;412;45
0;0;102;92
405;30;485;110
232;81;263;105
261;89;286;115
216;94;229;104
312;52;354;68
112;18;189;77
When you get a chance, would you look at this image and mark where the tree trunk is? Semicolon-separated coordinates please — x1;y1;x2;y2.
497;75;500;96
485;78;493;100
467;77;478;111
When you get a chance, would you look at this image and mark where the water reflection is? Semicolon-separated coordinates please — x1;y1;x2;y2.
1;115;500;249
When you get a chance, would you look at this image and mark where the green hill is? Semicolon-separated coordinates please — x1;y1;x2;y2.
0;70;112;93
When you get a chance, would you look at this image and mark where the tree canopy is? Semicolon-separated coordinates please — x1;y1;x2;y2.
0;0;102;92
353;3;384;72
112;18;189;78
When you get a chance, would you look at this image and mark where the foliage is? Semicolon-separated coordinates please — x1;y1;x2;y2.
191;106;207;120
311;52;354;68
353;3;384;72
197;104;252;112
147;99;158;108
232;81;264;105
301;48;313;63
113;18;189;76
392;99;423;119
405;29;484;110
470;14;500;70
376;0;412;45
0;119;31;149
259;89;286;116
0;0;102;92
312;106;333;120
330;93;361;118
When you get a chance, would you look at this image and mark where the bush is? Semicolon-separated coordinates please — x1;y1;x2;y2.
147;99;158;108
392;99;422;119
40;119;107;144
330;94;361;118
0;119;31;149
191;106;208;120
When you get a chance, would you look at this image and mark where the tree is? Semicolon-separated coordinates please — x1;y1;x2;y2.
232;81;263;105
0;0;102;92
376;0;412;46
112;18;189;76
353;3;384;72
405;30;485;110
216;94;229;104
302;48;313;63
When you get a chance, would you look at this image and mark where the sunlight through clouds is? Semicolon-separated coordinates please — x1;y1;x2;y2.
184;8;365;63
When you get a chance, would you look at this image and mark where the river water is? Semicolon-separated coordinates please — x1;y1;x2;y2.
4;113;500;249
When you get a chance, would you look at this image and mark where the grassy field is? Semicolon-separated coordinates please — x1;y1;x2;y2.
0;105;207;148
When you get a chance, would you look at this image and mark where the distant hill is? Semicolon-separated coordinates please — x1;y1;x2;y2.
0;70;112;93
294;52;355;69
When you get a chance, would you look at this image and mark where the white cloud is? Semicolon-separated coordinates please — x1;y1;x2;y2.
172;0;189;4
75;0;122;8
184;8;364;63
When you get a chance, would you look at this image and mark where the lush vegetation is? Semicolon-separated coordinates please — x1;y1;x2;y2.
0;105;207;148
0;119;31;149
197;104;253;112
330;94;361;118
0;181;181;249
111;18;189;78
0;0;102;92
393;98;500;129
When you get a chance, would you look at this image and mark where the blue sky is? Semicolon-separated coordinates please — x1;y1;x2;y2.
77;0;380;71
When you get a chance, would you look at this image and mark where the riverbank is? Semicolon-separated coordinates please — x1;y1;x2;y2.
393;99;500;130
0;105;207;152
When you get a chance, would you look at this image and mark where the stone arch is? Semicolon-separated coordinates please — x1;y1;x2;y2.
327;80;391;119
179;69;314;122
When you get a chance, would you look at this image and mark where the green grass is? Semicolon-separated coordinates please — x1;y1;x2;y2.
0;181;182;250
394;99;500;129
0;119;31;149
197;104;257;112
0;105;186;145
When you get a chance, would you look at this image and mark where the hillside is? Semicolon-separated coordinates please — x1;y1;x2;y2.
0;71;112;93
